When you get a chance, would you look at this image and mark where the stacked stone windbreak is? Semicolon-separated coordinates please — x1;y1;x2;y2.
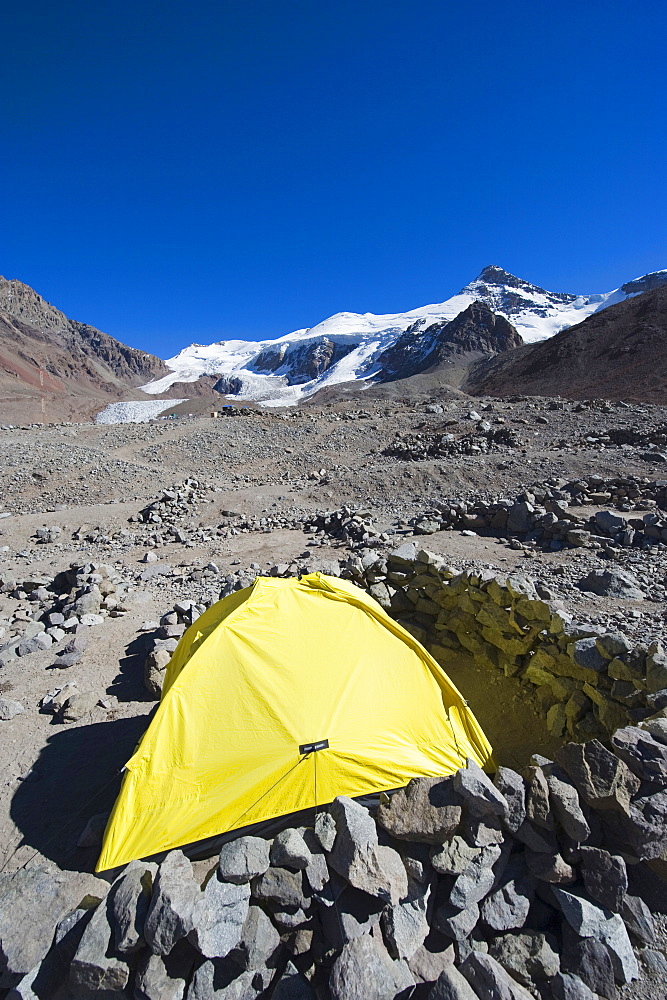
406;476;667;551
343;544;667;741
2;741;666;999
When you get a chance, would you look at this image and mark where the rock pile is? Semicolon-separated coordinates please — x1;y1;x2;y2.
3;743;665;999
384;425;523;461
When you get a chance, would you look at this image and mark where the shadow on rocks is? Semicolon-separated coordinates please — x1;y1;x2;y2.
108;633;155;703
10;714;150;874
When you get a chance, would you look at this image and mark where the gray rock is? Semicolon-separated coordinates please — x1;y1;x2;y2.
435;901;480;941
480;855;535;932
554;740;640;814
552;887;638;983
381;881;431;960
0;698;24;721
144;850;202;957
329;932;415;1000
314;811;337;852
377;776;462;844
513;819;558;854
270;828;312;871
449;844;502;910
621;893;656;945
611;726;667;787
561;931;617;999
428;966;480;1000
464;814;504;847
569;637;609;673
0;867;105;987
317;883;383;948
302;829;329;893
218;836;271;884
76;812;109;849
460;950;534;1000
430;836;481;876
188;875;250;959
186;962;260;1000
579;847;627;912
550;972;598;1000
409;941;455;984
109;860;157;953
541;762;590;842
230;904;281;971
329;796;407;904
135;949;193;1000
522;766;554;830
454;759;508;819
577;568;644;600
487;931;559;985
524;849;575;884
639;949;667;976
646;646;667;693
493;768;526;833
69;897;129;994
251;866;308;912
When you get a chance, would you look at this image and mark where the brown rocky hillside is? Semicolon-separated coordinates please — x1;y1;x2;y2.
464;284;667;403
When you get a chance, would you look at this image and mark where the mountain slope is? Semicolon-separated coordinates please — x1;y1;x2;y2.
0;277;168;422
464;284;667;404
139;265;667;407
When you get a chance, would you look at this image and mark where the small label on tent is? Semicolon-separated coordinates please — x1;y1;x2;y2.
299;739;329;755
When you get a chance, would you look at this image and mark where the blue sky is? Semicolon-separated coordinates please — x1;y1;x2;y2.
3;0;666;358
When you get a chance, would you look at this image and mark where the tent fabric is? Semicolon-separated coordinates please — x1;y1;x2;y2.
97;573;493;871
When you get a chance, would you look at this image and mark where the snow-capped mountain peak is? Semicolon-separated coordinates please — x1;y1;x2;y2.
139;266;667;406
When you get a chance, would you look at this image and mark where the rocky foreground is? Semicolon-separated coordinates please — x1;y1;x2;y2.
1;733;666;999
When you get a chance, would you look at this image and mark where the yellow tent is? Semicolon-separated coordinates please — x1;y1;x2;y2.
97;573;492;871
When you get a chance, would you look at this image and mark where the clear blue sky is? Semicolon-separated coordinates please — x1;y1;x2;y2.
3;0;666;358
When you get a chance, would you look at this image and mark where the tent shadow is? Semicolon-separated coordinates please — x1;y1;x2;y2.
108;633;154;703
10;713;151;874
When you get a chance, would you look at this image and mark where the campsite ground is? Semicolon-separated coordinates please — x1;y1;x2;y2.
0;392;666;997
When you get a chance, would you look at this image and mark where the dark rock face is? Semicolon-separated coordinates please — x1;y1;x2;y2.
375;302;522;382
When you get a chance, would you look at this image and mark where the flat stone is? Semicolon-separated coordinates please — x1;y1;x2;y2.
611;726;667;787
377;776;462;844
621;893;656;945
218;836;271;884
430;836;481;876
251;866;308;912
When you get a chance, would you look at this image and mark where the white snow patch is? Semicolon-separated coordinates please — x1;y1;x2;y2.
95;399;187;424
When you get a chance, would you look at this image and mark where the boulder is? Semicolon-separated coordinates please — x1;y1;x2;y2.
541;762;590;842
449;845;502;910
579;847;627;912
251;867;308;912
428;966;480;1000
144;850;203;957
610;726;667;787
377;777;462;844
218;837;271;884
229;904;281;971
108;860;157;953
381;881;431;961
493;768;526;834
487;931;559;986
0;867;106;988
460;950;534;1000
329;932;415;1000
554;740;640;814
621;893;656;945
480;855;535;932
552;888;638;984
522;766;554;830
329;796;407;904
188;875;250;959
577;568;644;600
69;897;130;994
270;828;312;871
550;971;598;1000
454;759;508;820
560;929;617;999
430;837;481;876
186;961;261;1000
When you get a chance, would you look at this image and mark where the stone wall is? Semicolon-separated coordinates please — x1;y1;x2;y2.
341;544;667;743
